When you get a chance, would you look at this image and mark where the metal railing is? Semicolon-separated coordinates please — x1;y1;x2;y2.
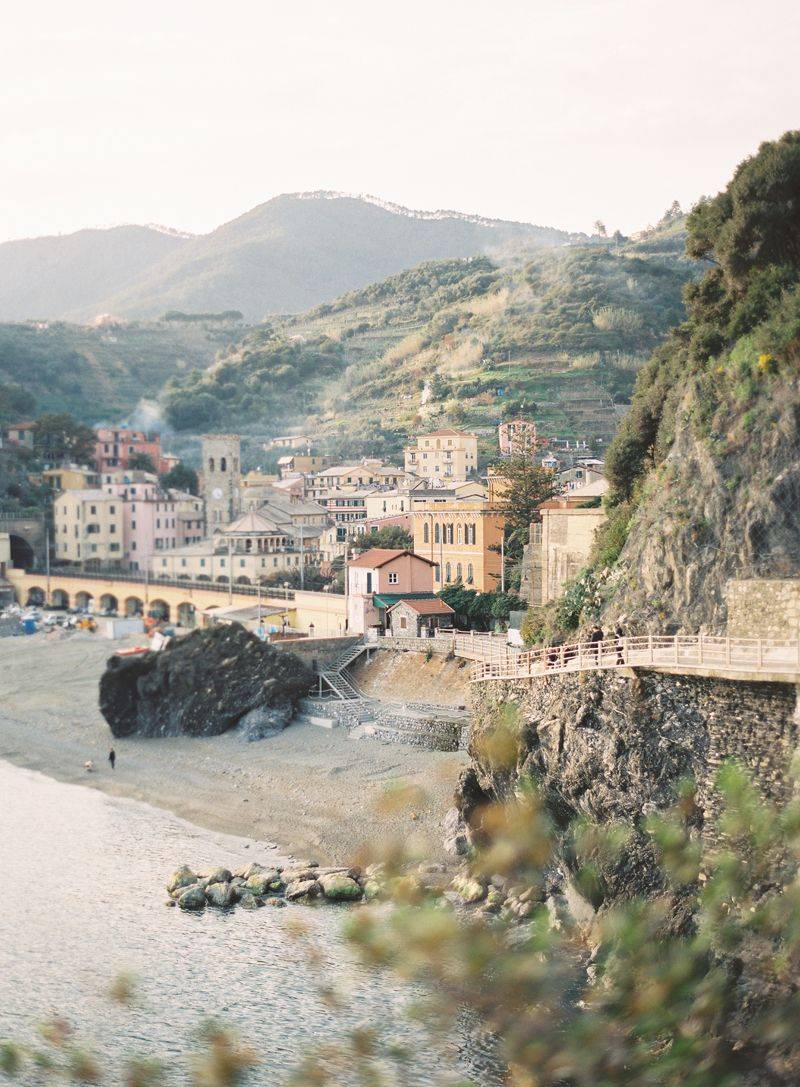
467;634;800;682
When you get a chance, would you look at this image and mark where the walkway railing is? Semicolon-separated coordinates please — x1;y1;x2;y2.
467;634;800;682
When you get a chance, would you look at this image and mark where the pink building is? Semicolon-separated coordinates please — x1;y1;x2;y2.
498;418;537;457
101;470;204;570
94;428;174;474
346;548;437;633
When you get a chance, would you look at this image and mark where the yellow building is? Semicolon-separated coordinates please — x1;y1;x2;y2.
55;490;123;565
411;499;505;592
44;465;100;491
404;428;478;485
530;479;608;605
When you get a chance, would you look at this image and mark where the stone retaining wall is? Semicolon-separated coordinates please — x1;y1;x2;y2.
274;635;360;671
469;668;800;839
726;578;800;640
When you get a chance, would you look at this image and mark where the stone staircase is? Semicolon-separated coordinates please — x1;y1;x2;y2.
318;639;370;701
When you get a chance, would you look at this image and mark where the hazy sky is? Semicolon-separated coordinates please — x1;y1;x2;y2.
2;0;798;242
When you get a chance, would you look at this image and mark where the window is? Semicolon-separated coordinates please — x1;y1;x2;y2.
456;563;462;581
181;559;187;568
434;564;440;583
399;616;407;630
423;522;429;544
388;571;398;585
434;523;440;544
200;559;206;568
366;572;373;593
445;562;452;582
131;542;137;551
220;457;227;472
457;524;463;544
90;505;97;515
109;543;120;552
162;559;167;567
209;457;215;472
467;563;474;584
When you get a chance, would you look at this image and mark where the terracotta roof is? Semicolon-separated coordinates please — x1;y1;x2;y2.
387;597;455;616
417;427;474;438
348;548;436;569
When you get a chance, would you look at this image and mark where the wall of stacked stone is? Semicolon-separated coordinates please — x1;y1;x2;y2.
274;636;361;671
469;668;800;839
371;635;455;657
726;578;800;640
365;710;461;752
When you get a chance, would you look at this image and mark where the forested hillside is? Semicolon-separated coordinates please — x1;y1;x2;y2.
164;216;694;459
0;319;242;423
541;131;800;635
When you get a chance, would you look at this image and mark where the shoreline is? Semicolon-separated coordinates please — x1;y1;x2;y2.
0;633;467;864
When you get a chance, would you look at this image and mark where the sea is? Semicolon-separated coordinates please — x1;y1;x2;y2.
0;759;459;1084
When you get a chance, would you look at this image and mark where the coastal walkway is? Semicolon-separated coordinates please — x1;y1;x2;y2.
454;632;800;684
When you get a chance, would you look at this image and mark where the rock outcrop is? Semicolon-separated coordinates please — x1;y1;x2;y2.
100;624;313;739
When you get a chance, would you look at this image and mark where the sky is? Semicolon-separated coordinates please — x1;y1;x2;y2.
1;0;798;243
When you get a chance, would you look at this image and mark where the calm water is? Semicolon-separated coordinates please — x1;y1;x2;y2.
0;759;455;1084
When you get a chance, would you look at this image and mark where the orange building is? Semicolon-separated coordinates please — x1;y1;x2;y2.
411;499;505;592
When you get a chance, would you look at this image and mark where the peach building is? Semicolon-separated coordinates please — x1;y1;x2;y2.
346;548;437;633
412;499;506;592
403;428;478;484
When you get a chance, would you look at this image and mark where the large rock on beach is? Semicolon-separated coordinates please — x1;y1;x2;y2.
318;873;363;901
99;624;314;739
178;885;207;910
167;865;198;893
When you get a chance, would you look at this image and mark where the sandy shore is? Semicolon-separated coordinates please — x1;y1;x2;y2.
0;632;468;864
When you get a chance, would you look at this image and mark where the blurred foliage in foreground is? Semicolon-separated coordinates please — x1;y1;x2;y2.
3;763;800;1086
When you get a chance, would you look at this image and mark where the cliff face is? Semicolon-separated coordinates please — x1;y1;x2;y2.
606;375;800;633
464;670;799;907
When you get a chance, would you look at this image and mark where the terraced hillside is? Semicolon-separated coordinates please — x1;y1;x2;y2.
165;218;696;461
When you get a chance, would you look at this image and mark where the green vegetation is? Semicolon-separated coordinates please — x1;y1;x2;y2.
489;453;559;563
162;310;243;323
159;462;199;495
165;231;694;460
0;320;240;423
606;131;800;510
33;414;96;465
352;525;413;551
438;584;524;630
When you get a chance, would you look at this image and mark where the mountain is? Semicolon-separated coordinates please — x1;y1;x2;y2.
163;222;695;461
0;194;580;323
0;225;190;322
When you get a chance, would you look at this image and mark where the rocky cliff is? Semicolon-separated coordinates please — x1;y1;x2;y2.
99;625;313;740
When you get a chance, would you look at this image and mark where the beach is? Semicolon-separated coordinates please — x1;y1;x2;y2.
0;632;468;865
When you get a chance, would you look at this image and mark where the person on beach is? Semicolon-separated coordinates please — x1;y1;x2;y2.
108;748;116;771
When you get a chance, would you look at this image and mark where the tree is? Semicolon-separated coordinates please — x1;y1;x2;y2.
594;220;607;237
128;452;156;473
159;462;199;495
438;584;524;630
33;413;95;466
351;525;413;551
490;453;559;562
0;383;35;423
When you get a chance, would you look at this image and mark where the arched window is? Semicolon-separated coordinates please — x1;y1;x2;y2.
436;439;441;449
220;456;227;472
423;522;429;544
445;562;452;582
448;523;455;544
456;562;462;581
467;563;474;584
434;523;440;544
457;523;463;544
208;457;215;472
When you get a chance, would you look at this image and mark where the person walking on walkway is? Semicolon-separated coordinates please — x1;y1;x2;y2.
615;624;625;665
108;748;116;771
589;623;604;666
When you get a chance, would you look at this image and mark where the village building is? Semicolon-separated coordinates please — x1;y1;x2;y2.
277;453;328;477
267;434;313;450
498;418;537;456
556;460;605;491
54;490;123;566
411;498;506;592
100;470;204;569
403;428;478;485
529;478;608;606
43;465;100;491
346;548;438;634
386;597;454;637
315;488;372;527
94;427;173;474
3;422;36;451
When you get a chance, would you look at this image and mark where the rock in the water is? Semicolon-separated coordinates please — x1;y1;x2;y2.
318;873;363;901
442;807;470;856
453;877;486;905
206;867;233;887
285;879;320;900
245;871;283;896
167;865;198;894
238;892;262;910
205;881;236;908
263;896;286;908
100;624;314;738
178;885;207;911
